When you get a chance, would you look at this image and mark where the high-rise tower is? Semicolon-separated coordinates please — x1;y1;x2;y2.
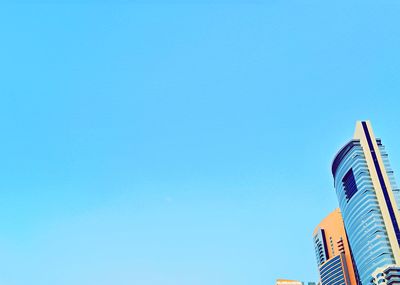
332;121;400;285
313;209;358;285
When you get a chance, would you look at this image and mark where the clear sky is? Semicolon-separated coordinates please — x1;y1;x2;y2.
1;1;400;285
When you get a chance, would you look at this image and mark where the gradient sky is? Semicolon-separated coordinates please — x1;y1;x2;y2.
1;1;400;285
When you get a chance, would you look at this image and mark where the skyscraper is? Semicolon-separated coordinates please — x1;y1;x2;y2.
313;208;358;285
332;121;400;285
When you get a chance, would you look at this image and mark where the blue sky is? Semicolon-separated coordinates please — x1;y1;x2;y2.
1;1;400;284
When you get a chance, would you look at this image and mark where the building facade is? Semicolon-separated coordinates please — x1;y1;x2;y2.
332;121;400;285
313;209;358;285
276;279;316;285
370;265;400;285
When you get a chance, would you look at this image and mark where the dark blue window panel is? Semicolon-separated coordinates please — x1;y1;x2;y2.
342;168;358;201
321;229;329;260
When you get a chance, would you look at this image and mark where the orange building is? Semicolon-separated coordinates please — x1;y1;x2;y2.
313;209;358;285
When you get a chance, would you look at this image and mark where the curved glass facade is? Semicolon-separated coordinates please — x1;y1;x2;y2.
320;255;346;285
332;139;396;285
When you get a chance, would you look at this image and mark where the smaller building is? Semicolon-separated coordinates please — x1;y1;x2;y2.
313;209;358;285
371;265;400;285
276;280;303;285
276;279;316;285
